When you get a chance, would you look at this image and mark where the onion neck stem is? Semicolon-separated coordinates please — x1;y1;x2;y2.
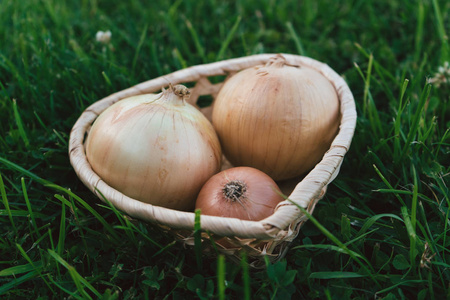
263;54;300;69
222;180;247;202
160;84;190;105
265;54;287;68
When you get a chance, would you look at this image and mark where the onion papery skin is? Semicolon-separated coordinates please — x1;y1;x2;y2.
212;55;340;181
85;86;222;211
195;167;284;221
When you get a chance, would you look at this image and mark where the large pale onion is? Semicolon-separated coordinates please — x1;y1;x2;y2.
212;54;340;181
85;85;222;211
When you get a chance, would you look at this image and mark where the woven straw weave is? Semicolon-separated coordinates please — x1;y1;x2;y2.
69;54;356;267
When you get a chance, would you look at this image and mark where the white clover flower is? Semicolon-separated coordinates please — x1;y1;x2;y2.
95;30;112;44
429;61;450;88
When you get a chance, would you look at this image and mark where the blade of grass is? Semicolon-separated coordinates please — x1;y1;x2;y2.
368;150;390;176
185;19;206;62
309;271;367;279
288;199;380;287
411;166;419;231
373;164;406;206
356;213;403;237
414;0;425;63
0;157;50;185
47;274;85;300
47;227;61;278
417;203;450;282
101;71;113;87
324;289;333;300
0;136;8;150
21;177;41;238
69;39;89;64
66;193;91;270
401;83;432;159
444;204;450;267
0;209;47;218
332;180;363;202
216;16;241;61
16;243;54;293
0;270;39;295
132;24;148;74
394;79;410;159
354;59;383;139
173;48;188;69
151;240;177;258
49;187;120;242
419;116;437;145
52;129;68;148
376;246;396;276
431;0;449;62
0;172;16;232
2;174;22;193
150;42;162;75
428;271;436;299
376;189;424;196
217;255;226;300
48;249;102;299
12;99;29;147
401;206;423;276
49;90;55;117
0;54;26;95
96;194;138;246
57;197;66;257
434;128;449;158
435;174;450;206
194;208;203;270
240;252;250;300
0;262;43;276
163;0;192;60
344;228;380;246
30;228;51;252
286;21;305;55
33;111;50;133
365;57;379;136
401;206;418;243
293;244;369;262
354;43;397;83
375;279;426;297
96;190;167;252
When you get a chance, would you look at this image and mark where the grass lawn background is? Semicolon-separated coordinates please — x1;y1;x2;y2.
0;0;449;299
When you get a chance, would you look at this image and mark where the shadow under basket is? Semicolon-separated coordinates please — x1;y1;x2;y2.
69;53;357;268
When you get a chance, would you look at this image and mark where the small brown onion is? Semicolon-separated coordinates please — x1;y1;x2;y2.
195;167;284;221
85;84;222;211
212;54;340;180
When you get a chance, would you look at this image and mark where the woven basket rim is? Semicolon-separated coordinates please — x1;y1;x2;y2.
68;53;357;241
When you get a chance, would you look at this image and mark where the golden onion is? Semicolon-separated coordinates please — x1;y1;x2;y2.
212;54;340;181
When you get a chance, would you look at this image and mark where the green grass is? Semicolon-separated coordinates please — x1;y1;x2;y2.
1;0;449;299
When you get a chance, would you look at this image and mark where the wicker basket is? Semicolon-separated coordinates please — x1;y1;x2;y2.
69;53;356;268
